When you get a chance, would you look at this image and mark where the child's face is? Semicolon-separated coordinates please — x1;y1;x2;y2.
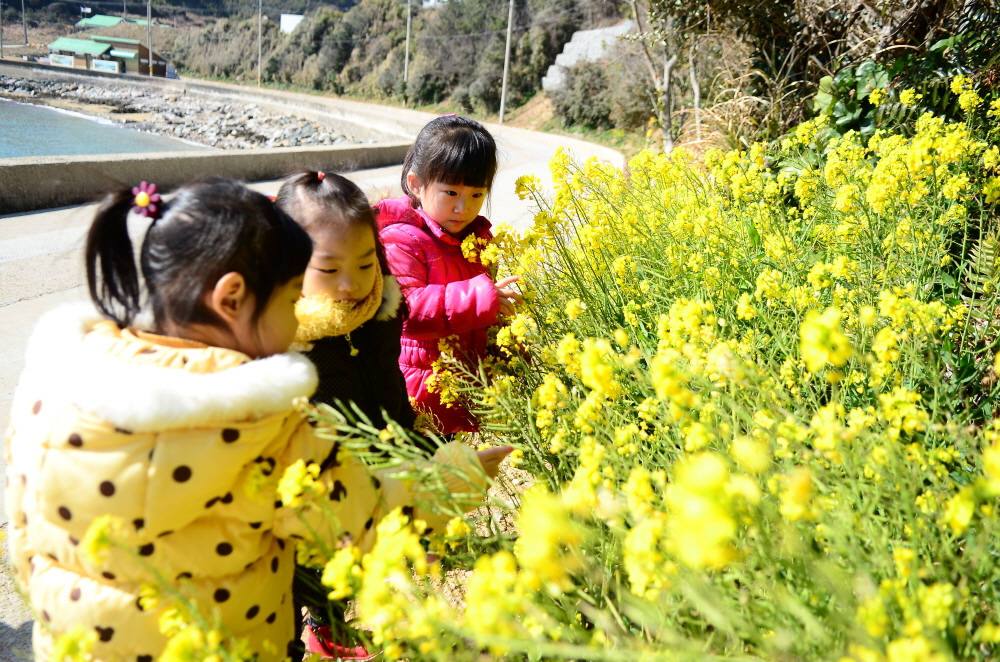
303;223;378;302
175;273;303;359
248;276;304;357
408;173;488;236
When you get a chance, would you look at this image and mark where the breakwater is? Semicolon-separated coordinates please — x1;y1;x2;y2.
0;142;410;215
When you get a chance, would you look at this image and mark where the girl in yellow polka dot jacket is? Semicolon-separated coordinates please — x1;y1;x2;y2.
3;178;513;661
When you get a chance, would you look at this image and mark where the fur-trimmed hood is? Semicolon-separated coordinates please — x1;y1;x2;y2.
375;274;403;321
13;303;318;434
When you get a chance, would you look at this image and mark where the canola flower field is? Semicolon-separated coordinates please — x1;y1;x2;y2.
50;75;1000;662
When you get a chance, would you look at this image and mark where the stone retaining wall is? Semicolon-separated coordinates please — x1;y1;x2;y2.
0;142;410;215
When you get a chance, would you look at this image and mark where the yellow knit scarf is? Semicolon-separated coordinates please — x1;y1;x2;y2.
294;268;384;343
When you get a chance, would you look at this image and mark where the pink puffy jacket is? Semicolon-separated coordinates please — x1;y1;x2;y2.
376;196;500;433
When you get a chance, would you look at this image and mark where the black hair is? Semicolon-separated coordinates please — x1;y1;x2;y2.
275;170;388;273
86;177;314;332
401;115;498;208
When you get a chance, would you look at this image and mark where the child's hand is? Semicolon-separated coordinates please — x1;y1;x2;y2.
477;445;514;479
495;275;524;317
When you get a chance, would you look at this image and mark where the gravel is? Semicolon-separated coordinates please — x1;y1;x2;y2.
0;76;367;151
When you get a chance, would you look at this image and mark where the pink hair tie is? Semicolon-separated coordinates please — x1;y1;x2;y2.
317;171;326;181
132;181;161;219
439;114;457;118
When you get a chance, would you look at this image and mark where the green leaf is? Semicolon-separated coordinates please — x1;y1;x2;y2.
929;36;956;53
746;220;761;249
813;90;834;114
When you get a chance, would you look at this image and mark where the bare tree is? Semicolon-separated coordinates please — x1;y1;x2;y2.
625;0;680;151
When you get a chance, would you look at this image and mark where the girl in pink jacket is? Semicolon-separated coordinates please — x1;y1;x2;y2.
376;116;522;434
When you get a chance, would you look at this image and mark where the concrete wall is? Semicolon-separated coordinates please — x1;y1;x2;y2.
0;142;410;215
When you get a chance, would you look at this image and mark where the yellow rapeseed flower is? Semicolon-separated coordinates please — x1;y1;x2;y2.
514;487;585;594
899;89;922;107
779;468;815;522
277;459;327;508
514;174;541;200
951;74;983;113
322;546;362;599
48;625;99;662
982;441;1000;494
941;486;975;535
886;635;946;662
730;435;771;474
80;514;130;563
856;595;888;638
799;307;853;373
564;298;587;320
444;516;473;549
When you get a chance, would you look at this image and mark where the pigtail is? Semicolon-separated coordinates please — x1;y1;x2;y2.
276;169;327;212
85;189;142;328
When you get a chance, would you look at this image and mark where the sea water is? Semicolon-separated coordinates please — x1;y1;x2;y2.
0;97;202;159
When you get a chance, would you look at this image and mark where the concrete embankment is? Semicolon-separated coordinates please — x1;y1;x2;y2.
0;59;623;215
0;143;410;214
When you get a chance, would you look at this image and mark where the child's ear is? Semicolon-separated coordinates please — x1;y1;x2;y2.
405;171;423;195
209;272;251;324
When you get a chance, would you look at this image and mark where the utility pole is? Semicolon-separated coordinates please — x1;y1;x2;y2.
1;0;5;61
146;0;152;75
403;0;410;83
257;0;264;87
123;0;126;17
20;0;25;45
498;0;513;123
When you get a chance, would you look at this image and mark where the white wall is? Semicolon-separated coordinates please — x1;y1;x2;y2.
280;14;304;34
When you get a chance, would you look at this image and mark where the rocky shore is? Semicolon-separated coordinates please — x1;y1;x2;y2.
0;76;367;150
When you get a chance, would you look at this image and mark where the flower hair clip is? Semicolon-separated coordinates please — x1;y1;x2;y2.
132;181;162;219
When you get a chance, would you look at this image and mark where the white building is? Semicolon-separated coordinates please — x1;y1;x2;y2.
280;14;304;34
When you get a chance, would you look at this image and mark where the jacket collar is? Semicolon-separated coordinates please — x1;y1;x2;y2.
375;275;402;321
14;303;318;433
380;198;492;246
414;207;492;246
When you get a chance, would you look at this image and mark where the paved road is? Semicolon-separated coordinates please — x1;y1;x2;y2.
0;102;622;656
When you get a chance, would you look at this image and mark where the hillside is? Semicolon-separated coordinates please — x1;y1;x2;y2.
170;0;621;114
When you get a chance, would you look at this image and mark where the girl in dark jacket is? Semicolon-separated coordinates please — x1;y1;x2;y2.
276;170;419;434
275;170;428;660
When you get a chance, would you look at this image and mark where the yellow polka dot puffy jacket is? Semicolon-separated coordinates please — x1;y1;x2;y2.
4;304;487;661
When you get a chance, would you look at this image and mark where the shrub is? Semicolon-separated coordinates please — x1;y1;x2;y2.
606;49;654;132
451;85;474;113
551;60;613;129
172;14;281;82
